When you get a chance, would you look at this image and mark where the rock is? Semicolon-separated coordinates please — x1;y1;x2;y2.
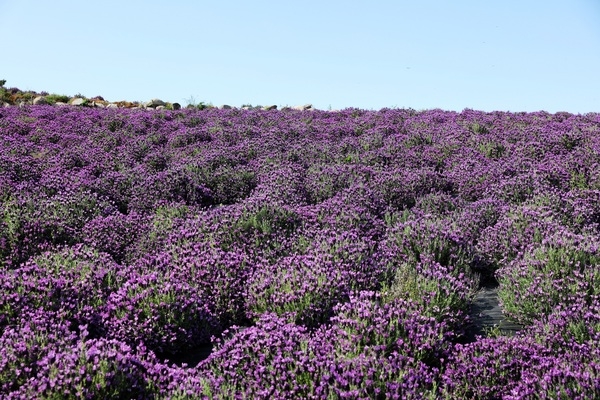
55;102;68;107
172;102;181;110
115;101;136;108
106;103;119;109
293;104;313;111
263;105;277;110
219;104;232;110
145;98;166;108
156;105;166;110
33;96;49;105
70;97;87;106
92;101;105;108
3;102;10;108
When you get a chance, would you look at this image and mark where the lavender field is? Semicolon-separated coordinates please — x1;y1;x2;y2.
1;104;600;399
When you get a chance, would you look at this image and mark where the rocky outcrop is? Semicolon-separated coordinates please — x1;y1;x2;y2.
0;81;320;111
33;96;49;105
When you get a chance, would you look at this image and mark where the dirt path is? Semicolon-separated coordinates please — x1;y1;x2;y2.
465;284;523;342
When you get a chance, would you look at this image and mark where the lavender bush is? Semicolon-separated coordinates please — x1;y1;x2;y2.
497;229;600;324
0;244;126;335
1;104;600;397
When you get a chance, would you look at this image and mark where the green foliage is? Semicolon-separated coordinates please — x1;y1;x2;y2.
560;134;580;150
196;101;213;110
477;206;554;273
482;324;505;339
18;92;36;103
0;86;9;104
564;318;600;345
390;219;473;275
221;205;302;256
570;170;589;190
405;132;433;147
106;118;125;133
0;80;11;105
130;203;191;261
469;122;490;134
248;263;340;326
185;116;204;128
184;95;213;110
381;260;474;321
0;245;124;328
44;94;70;104
0;196;40;267
498;234;600;324
238;205;295;235
31;247;122;297
478;141;506;159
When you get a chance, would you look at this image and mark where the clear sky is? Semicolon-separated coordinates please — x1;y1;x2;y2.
1;0;599;112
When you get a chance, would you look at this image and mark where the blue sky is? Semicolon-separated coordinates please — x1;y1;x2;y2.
1;0;599;112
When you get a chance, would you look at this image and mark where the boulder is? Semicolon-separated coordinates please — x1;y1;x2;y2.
263;105;277;110
156;105;166;110
145;98;166;108
70;97;87;106
115;101;136;108
219;104;232;110
293;104;313;111
33;96;49;105
172;102;181;110
106;103;119;109
3;102;10;108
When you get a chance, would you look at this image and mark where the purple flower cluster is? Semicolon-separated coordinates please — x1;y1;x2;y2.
497;229;600;324
195;300;442;399
1;104;600;397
